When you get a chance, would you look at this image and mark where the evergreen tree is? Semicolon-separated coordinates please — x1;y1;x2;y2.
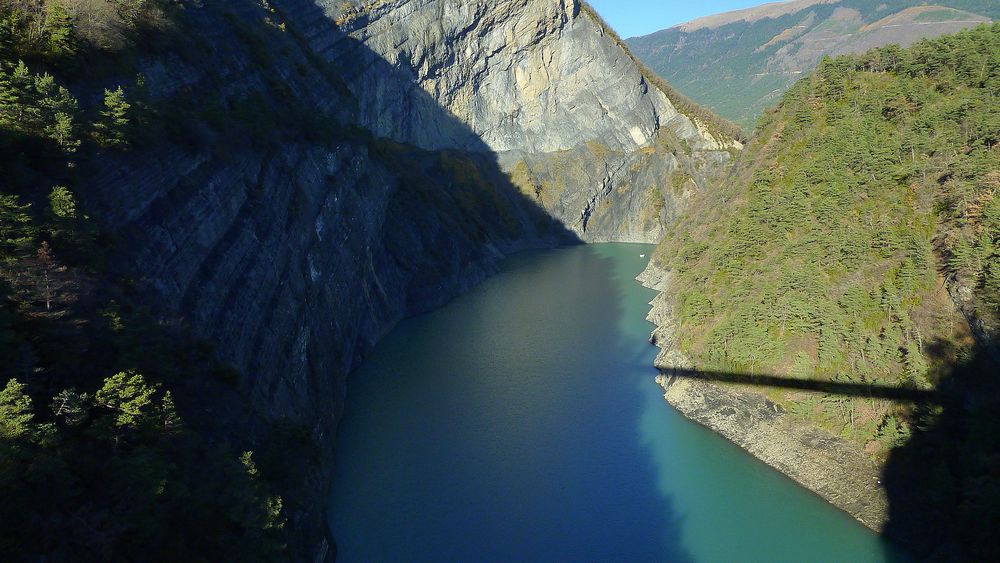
983;261;1000;312
48;186;76;219
8;61;39;128
45;110;78;152
94;370;157;428
0;195;34;256
50;389;89;426
0;66;16;119
949;239;976;276
34;72;77;116
113;0;150;29
0;16;15;63
790;351;814;379
0;379;33;440
44;3;75;58
160;390;181;434
93;86;131;148
47;185;81;250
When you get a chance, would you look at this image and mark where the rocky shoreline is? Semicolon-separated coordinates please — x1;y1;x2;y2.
636;261;889;532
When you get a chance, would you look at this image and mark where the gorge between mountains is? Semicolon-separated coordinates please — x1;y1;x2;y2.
1;0;997;560
85;0;740;558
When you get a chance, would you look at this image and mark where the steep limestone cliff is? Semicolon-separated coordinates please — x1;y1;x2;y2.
296;0;737;242
67;0;734;558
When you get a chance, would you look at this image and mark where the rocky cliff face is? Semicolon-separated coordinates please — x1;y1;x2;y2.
75;0;732;558
296;0;736;242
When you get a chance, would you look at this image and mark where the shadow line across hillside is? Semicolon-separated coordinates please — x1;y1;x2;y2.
657;367;942;403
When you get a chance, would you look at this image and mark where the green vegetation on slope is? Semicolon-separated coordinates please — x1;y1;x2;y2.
656;23;1000;456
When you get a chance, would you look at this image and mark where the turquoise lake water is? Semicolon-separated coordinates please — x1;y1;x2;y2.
328;243;903;561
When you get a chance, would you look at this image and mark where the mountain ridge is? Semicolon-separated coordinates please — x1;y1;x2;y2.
674;0;836;32
628;0;995;129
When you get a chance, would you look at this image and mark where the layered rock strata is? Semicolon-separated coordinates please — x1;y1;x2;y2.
77;0;736;557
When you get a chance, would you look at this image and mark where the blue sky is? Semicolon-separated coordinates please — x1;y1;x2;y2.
586;0;778;38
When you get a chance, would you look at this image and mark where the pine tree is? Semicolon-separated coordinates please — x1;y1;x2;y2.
902;345;929;386
983;260;1000;312
47;186;78;249
95;371;157;428
113;0;149;29
50;389;88;426
9;61;39;129
817;326;843;370
790;351;814;379
241;450;259;477
44;3;75;58
160;390;182;434
0;17;14;63
948;239;975;277
34;73;77;116
0;379;34;440
48;186;76;219
0;195;35;255
896;258;921;294
45;111;78;153
0;67;17;123
93;86;131;148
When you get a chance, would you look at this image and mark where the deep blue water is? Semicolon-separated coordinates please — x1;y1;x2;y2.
328;244;901;561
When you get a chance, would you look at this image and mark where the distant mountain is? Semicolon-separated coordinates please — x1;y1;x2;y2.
627;0;995;129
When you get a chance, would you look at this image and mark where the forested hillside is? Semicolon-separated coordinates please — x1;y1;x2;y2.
653;23;999;557
655;22;999;457
628;0;996;130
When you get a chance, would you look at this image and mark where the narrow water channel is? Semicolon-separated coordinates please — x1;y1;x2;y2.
328;244;901;562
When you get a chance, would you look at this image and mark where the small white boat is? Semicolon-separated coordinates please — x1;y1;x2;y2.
639;254;646;257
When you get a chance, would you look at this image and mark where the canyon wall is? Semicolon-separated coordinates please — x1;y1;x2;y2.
75;0;736;558
301;0;736;241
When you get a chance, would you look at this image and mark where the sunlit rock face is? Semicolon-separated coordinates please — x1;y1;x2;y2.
326;0;694;153
297;0;735;242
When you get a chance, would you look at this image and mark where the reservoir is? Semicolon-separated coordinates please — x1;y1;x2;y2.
328;244;901;561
